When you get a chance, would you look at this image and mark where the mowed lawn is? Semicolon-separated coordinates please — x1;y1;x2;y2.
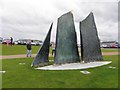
2;55;118;88
1;44;119;55
1;44;52;55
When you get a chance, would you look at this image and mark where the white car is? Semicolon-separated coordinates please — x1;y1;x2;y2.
31;42;37;45
14;41;18;45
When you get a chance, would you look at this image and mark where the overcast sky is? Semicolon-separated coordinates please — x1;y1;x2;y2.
0;0;119;43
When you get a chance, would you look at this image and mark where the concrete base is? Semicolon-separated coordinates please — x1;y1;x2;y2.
35;61;112;70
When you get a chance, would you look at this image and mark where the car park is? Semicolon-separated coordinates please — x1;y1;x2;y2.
17;39;28;45
31;42;37;45
31;40;43;46
2;39;11;44
101;41;119;48
14;41;18;45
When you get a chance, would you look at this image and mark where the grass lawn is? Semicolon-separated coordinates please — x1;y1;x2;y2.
101;48;119;52
1;44;119;55
1;44;53;55
2;55;118;88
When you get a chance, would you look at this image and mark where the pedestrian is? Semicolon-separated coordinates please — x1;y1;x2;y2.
10;37;13;46
52;48;55;56
26;42;32;57
51;43;55;56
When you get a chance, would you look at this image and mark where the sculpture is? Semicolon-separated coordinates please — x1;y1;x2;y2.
31;23;53;67
32;12;103;67
80;12;103;63
54;12;80;64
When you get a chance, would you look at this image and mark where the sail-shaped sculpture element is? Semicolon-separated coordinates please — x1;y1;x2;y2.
54;12;80;64
80;12;103;63
31;23;53;67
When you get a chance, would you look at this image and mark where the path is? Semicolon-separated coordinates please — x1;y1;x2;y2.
0;52;119;60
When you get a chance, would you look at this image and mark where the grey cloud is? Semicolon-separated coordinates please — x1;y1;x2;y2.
1;0;118;43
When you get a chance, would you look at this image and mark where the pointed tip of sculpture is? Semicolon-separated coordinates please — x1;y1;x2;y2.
90;11;93;15
70;10;73;13
89;12;94;17
90;11;93;14
58;11;73;20
64;11;73;16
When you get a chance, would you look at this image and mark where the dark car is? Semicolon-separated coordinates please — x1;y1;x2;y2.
118;44;120;48
116;44;120;48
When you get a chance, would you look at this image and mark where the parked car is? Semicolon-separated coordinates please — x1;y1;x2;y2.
111;43;118;48
17;40;28;45
38;41;43;46
31;42;37;45
101;44;108;48
14;41;18;45
30;40;43;46
118;44;120;48
116;44;120;48
101;41;118;48
14;39;43;46
2;39;11;44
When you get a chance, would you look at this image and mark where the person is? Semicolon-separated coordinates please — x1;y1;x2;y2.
52;43;55;56
26;42;32;57
10;37;13;46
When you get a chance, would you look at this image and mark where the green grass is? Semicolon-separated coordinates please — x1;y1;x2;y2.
101;48;119;52
1;44;52;55
1;44;119;55
2;55;118;88
1;44;40;55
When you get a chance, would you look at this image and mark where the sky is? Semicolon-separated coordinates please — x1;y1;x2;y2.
0;0;119;43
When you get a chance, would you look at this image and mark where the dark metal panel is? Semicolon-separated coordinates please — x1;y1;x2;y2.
31;23;53;67
80;12;103;63
54;12;80;64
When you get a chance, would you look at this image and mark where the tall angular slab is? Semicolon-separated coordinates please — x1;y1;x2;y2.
31;23;53;67
80;12;103;63
54;12;80;64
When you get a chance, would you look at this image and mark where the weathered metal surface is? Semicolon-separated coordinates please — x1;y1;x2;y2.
54;12;80;64
80;12;103;63
31;23;53;67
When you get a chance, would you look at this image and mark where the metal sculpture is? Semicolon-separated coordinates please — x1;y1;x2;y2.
31;23;53;67
54;12;80;64
80;12;103;63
